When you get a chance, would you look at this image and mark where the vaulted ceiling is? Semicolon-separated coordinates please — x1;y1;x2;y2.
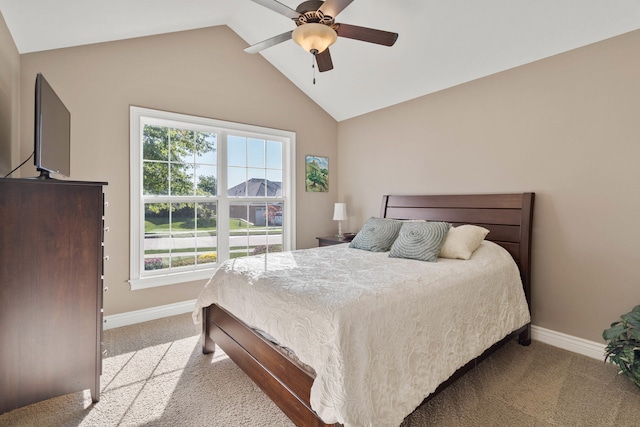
1;0;639;121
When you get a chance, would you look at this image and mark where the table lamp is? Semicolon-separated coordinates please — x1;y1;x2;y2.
333;203;347;238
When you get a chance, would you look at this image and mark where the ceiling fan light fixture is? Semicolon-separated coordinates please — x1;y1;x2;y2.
292;23;337;54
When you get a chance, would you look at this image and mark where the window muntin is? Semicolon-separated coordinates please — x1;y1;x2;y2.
141;124;218;275
227;135;283;198
142;126;217;197
130;107;295;289
143;201;218;273
228;202;284;258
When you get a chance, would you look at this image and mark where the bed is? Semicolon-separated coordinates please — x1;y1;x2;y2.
193;193;535;427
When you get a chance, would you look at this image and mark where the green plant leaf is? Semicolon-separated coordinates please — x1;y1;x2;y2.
624;347;634;357
603;306;640;390
603;324;626;340
621;312;640;328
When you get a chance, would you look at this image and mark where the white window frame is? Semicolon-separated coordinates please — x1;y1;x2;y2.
129;106;296;290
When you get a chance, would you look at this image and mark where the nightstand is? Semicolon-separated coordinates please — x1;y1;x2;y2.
317;235;352;247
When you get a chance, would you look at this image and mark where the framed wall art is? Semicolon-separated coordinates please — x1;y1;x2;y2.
305;155;328;192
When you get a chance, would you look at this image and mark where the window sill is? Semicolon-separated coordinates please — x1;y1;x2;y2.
129;268;216;290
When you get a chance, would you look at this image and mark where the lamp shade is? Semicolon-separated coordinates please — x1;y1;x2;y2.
292;23;337;54
333;203;347;221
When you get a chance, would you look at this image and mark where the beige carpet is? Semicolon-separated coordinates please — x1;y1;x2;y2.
1;313;639;427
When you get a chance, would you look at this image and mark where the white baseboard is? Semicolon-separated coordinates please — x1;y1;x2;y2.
531;325;605;361
104;305;606;361
103;299;196;330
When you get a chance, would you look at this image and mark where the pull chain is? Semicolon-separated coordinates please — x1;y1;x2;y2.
312;55;316;85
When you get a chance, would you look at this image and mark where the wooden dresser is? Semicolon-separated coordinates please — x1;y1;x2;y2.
0;178;107;414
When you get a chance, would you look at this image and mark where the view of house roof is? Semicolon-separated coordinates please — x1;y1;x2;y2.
227;178;282;197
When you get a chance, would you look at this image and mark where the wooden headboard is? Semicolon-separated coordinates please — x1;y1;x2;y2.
380;193;535;307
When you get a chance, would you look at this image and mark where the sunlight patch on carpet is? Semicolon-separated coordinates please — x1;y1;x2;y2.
81;336;199;426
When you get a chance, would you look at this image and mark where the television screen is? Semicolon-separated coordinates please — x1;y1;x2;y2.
34;73;70;178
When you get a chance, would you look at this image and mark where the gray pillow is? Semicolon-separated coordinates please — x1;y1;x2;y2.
349;217;403;252
389;221;451;262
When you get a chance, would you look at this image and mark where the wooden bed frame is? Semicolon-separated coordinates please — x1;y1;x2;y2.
202;193;535;427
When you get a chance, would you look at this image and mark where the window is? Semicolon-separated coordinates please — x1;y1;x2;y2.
130;107;295;289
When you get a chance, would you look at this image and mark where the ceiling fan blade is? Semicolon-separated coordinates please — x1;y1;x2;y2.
244;30;293;54
318;0;355;19
249;0;301;19
315;48;334;72
335;23;398;46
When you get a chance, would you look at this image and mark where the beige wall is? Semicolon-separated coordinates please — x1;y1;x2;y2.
19;26;339;316
0;11;20;177
337;30;640;343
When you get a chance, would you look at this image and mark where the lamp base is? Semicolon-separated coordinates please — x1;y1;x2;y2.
336;221;343;239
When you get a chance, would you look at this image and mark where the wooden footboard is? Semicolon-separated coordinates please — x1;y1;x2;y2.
203;305;331;427
201;192;535;427
204;304;531;427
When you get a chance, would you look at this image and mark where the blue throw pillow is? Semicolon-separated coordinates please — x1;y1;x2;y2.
389;221;451;262
349;217;403;252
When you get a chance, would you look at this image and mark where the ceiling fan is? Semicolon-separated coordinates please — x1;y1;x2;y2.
245;0;399;72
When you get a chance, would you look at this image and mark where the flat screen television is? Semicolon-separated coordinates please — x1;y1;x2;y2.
34;73;70;179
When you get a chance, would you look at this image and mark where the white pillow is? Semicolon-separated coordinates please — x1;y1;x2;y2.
439;225;490;260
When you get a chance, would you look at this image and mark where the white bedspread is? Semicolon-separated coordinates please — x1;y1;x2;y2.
193;241;530;427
